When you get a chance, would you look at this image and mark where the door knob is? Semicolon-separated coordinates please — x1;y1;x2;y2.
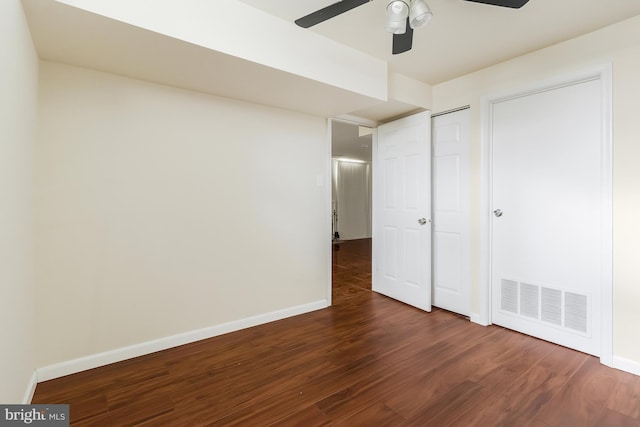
493;209;503;218
418;218;430;225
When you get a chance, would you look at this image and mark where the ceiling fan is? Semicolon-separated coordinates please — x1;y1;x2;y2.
295;0;531;55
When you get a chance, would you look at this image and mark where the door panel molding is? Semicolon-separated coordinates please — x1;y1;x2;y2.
479;64;612;365
432;109;471;316
373;111;432;312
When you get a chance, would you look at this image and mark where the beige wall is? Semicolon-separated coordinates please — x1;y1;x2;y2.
433;15;640;364
36;62;330;367
0;0;38;403
10;1;640;392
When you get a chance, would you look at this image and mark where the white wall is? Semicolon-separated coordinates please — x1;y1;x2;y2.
0;0;38;403
433;15;640;366
36;62;330;367
333;160;372;240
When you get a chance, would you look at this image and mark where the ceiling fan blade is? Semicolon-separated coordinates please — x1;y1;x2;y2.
463;0;530;8
295;0;370;28
392;19;413;55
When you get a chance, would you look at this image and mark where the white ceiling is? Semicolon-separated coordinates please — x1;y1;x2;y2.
22;0;387;120
239;0;640;85
332;121;372;162
21;0;640;124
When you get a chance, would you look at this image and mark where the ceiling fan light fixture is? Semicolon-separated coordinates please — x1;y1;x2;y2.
385;0;410;34
409;0;433;29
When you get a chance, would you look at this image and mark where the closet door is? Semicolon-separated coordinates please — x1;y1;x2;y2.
491;78;604;355
432;109;471;316
373;111;432;312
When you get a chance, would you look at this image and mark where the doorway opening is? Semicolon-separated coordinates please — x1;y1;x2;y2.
330;120;373;303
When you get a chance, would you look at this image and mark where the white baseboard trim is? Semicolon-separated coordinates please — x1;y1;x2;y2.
22;370;38;404
37;300;328;382
613;356;640;377
470;312;490;326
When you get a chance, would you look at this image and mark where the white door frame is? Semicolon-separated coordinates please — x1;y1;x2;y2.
478;64;613;366
327;116;377;306
326;118;333;307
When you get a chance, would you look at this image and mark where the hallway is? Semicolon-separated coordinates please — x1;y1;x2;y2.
332;238;372;302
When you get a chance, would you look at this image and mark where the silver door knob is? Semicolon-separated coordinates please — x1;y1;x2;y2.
493;209;503;218
418;218;430;225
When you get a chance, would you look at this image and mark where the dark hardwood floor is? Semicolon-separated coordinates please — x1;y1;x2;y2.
332;238;371;301
33;238;640;426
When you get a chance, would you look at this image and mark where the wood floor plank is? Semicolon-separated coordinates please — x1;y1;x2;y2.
31;238;640;426
316;341;463;421
315;320;499;421
333;402;406;426
466;332;557;392
606;370;640;419
451;343;587;426
535;356;621;427
64;395;109;424
76;394;174;426
520;419;554;427
316;317;501;422
271;404;332;427
204;348;386;425
384;328;528;420
594;408;640;426
402;380;486;426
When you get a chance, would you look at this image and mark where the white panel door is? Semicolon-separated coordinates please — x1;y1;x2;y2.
432;109;471;316
491;79;603;355
373;111;431;312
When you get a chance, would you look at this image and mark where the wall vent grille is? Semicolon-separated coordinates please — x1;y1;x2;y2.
500;278;589;335
501;279;518;314
541;287;562;326
565;292;588;333
520;283;539;319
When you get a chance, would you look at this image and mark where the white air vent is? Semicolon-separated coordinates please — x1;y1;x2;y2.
565;292;588;333
500;278;589;336
520;283;539;319
501;279;518;314
541;287;562;326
